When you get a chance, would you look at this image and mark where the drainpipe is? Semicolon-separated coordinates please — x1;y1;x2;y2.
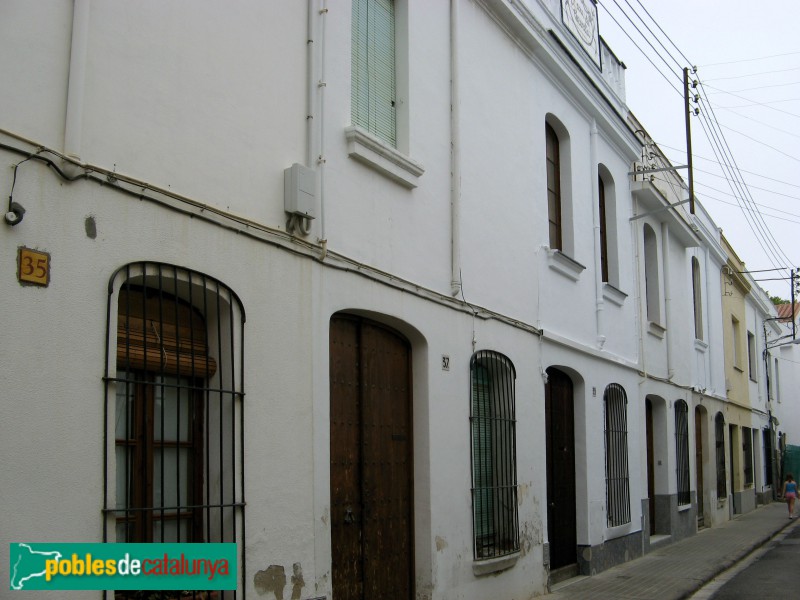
317;0;328;254
703;248;713;391
633;197;647;379
63;0;90;175
590;120;605;348
661;222;674;380
450;0;462;296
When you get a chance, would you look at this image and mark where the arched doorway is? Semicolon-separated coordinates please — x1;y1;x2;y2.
329;314;414;600
545;367;576;573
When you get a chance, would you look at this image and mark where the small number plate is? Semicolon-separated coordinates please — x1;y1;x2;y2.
17;247;50;286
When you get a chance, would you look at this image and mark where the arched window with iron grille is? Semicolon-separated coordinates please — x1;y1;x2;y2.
604;383;631;526
103;262;245;597
470;351;518;559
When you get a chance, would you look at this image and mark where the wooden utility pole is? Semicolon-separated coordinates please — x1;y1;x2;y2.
683;67;695;215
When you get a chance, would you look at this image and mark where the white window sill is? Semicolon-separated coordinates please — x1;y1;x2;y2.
546;249;585;281
345;125;424;189
677;503;691;512
694;339;708;353
602;283;628;306
472;552;519;576
647;321;666;339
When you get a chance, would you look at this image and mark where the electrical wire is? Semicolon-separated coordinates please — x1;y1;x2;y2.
600;0;798;287
704;66;800;82
654;142;800;188
711;106;800;139
695;82;794;272
700;50;800;68
596;0;683;96
704;80;800;94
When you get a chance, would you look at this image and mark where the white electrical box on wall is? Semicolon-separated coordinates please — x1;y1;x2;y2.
284;163;316;219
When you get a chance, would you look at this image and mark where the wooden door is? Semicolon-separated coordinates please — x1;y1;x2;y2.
695;408;705;528
330;315;413;600
646;399;655;535
545;368;576;570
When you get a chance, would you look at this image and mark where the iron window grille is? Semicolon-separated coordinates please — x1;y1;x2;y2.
763;428;773;487
103;263;246;599
743;427;754;487
469;351;519;560
675;400;691;506
715;413;727;499
604;384;631;527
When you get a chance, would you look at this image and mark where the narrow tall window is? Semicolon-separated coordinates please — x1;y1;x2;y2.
599;175;609;283
743;427;753;486
470;351;519;559
775;358;780;402
105;263;245;592
715;413;726;499
675;400;690;506
747;331;757;381
732;317;741;368
692;257;703;340
643;224;660;323
546;123;562;251
604;384;631;526
352;0;396;146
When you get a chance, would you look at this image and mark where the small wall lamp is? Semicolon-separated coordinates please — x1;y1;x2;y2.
4;201;26;226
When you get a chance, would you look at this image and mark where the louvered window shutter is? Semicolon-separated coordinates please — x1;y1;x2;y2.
352;0;396;146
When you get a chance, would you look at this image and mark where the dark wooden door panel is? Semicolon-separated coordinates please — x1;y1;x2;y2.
545;368;576;570
646;400;655;535
331;316;413;600
695;409;704;527
330;317;364;600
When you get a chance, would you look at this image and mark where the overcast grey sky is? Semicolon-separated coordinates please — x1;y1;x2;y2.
597;0;800;300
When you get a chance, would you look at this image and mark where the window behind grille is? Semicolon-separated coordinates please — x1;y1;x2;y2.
104;263;245;597
675;400;691;506
604;384;631;526
743;427;754;487
715;413;727;498
470;351;519;560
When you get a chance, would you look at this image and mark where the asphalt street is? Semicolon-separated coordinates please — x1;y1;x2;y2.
691;518;800;599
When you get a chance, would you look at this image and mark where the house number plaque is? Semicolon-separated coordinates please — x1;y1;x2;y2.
17;247;50;286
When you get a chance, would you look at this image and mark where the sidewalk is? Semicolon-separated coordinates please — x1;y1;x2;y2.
546;503;795;600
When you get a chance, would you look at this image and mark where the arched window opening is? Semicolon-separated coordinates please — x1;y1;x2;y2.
604;384;631;526
470;351;519;559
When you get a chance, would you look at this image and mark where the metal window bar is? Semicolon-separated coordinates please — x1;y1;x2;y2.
743;427;754;486
469;351;519;560
604;384;631;527
715;414;727;498
103;262;246;600
763;428;773;487
675;401;691;506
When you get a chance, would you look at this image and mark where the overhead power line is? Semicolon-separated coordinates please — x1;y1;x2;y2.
704;66;800;82
598;0;797;282
700;50;800;68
